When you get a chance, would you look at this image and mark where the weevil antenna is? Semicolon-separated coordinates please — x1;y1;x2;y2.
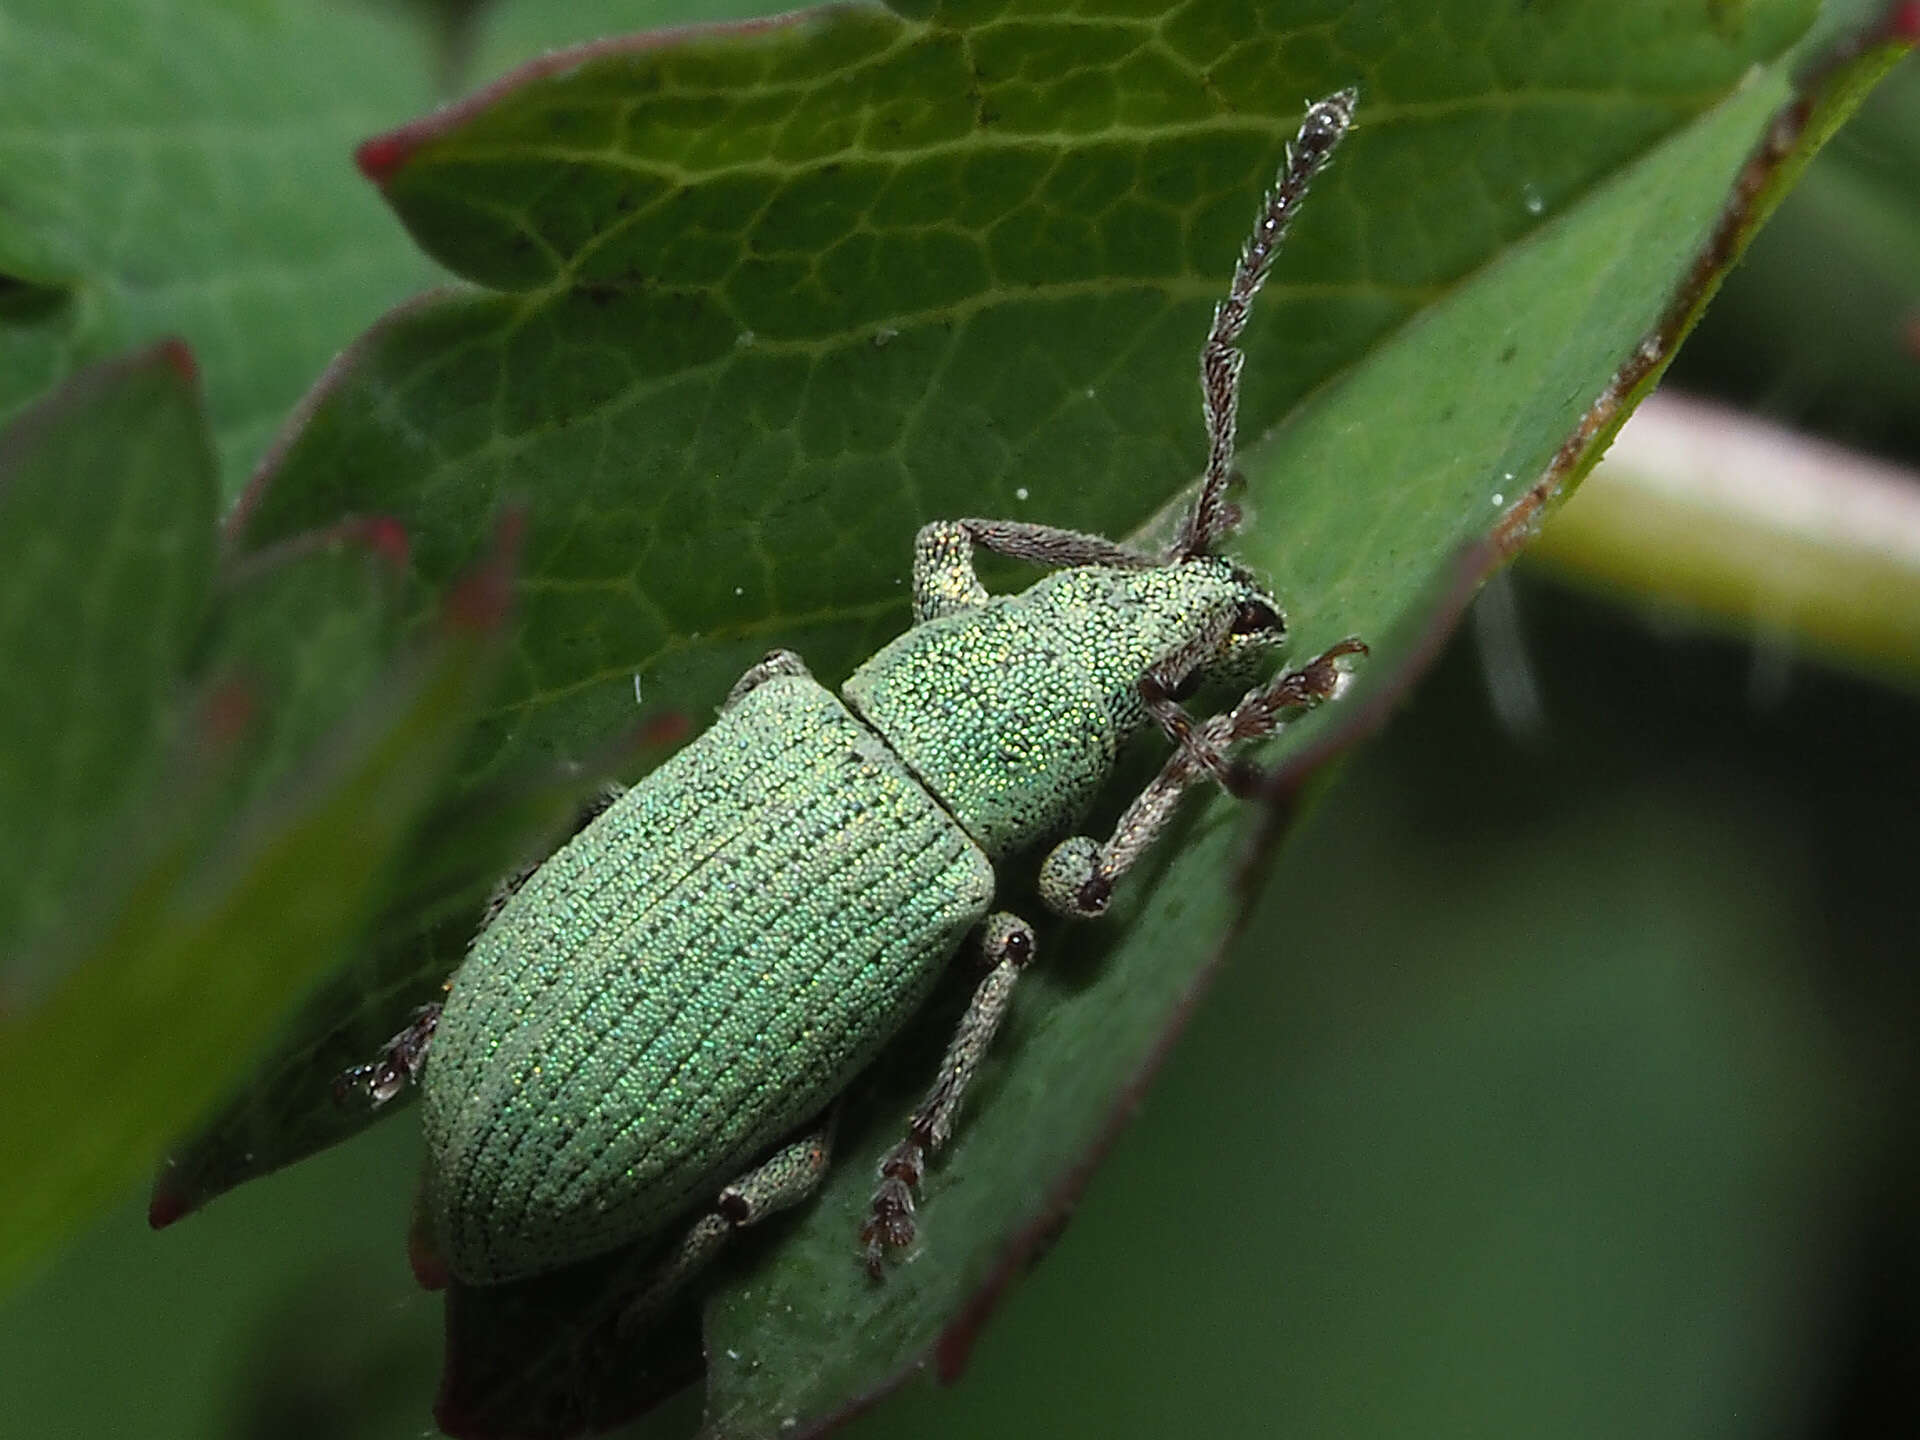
1175;87;1357;560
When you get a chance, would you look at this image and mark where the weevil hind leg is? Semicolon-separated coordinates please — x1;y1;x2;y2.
912;520;1155;623
619;1120;836;1335
862;912;1036;1275
1039;637;1366;918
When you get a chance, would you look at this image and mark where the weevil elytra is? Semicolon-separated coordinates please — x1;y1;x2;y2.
343;89;1366;1309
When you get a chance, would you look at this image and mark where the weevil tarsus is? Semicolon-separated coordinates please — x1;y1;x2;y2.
333;1003;441;1109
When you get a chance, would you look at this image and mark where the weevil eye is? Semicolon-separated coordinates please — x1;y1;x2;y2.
1231;598;1283;636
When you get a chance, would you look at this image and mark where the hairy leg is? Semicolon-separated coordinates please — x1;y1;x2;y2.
912;518;1154;622
621;1122;837;1334
1040;638;1366;918
862;913;1036;1274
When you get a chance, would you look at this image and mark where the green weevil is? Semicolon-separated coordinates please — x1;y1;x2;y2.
342;89;1366;1310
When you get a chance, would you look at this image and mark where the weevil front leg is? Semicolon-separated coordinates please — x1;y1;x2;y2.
619;1122;836;1334
1040;638;1367;918
862;912;1036;1274
912;520;1154;621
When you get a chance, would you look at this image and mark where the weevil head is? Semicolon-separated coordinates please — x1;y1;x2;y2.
1151;553;1289;695
1060;553;1286;693
845;555;1287;860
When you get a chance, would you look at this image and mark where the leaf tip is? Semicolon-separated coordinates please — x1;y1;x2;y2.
347;514;412;572
355;129;417;185
199;676;258;748
1891;1;1920;42
147;1167;192;1230
442;509;526;634
155;337;199;388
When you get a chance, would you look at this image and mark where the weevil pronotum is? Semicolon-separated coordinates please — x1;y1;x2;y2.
341;88;1367;1315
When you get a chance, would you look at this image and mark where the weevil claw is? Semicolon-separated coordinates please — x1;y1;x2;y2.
332;1004;441;1112
862;1150;923;1277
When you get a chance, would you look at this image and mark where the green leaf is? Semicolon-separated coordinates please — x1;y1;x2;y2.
702;16;1909;1440
166;1;1905;1433
0;342;215;996
0;0;444;490
0;536;511;1294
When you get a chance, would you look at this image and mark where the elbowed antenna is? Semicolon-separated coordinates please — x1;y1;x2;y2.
1174;86;1358;561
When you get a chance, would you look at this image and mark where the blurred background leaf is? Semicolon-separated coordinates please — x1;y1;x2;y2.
0;0;448;490
0;343;215;995
1526;390;1920;686
0;480;514;1290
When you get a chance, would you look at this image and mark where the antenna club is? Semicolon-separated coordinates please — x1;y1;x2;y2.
1298;87;1359;165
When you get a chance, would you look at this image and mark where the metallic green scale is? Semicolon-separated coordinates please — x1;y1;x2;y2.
422;560;1263;1285
846;560;1256;857
422;673;993;1284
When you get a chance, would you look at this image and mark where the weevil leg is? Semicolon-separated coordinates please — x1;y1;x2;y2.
912;519;1155;622
861;912;1036;1275
1039;637;1367;918
618;1121;836;1334
332;1003;442;1110
722;648;811;709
